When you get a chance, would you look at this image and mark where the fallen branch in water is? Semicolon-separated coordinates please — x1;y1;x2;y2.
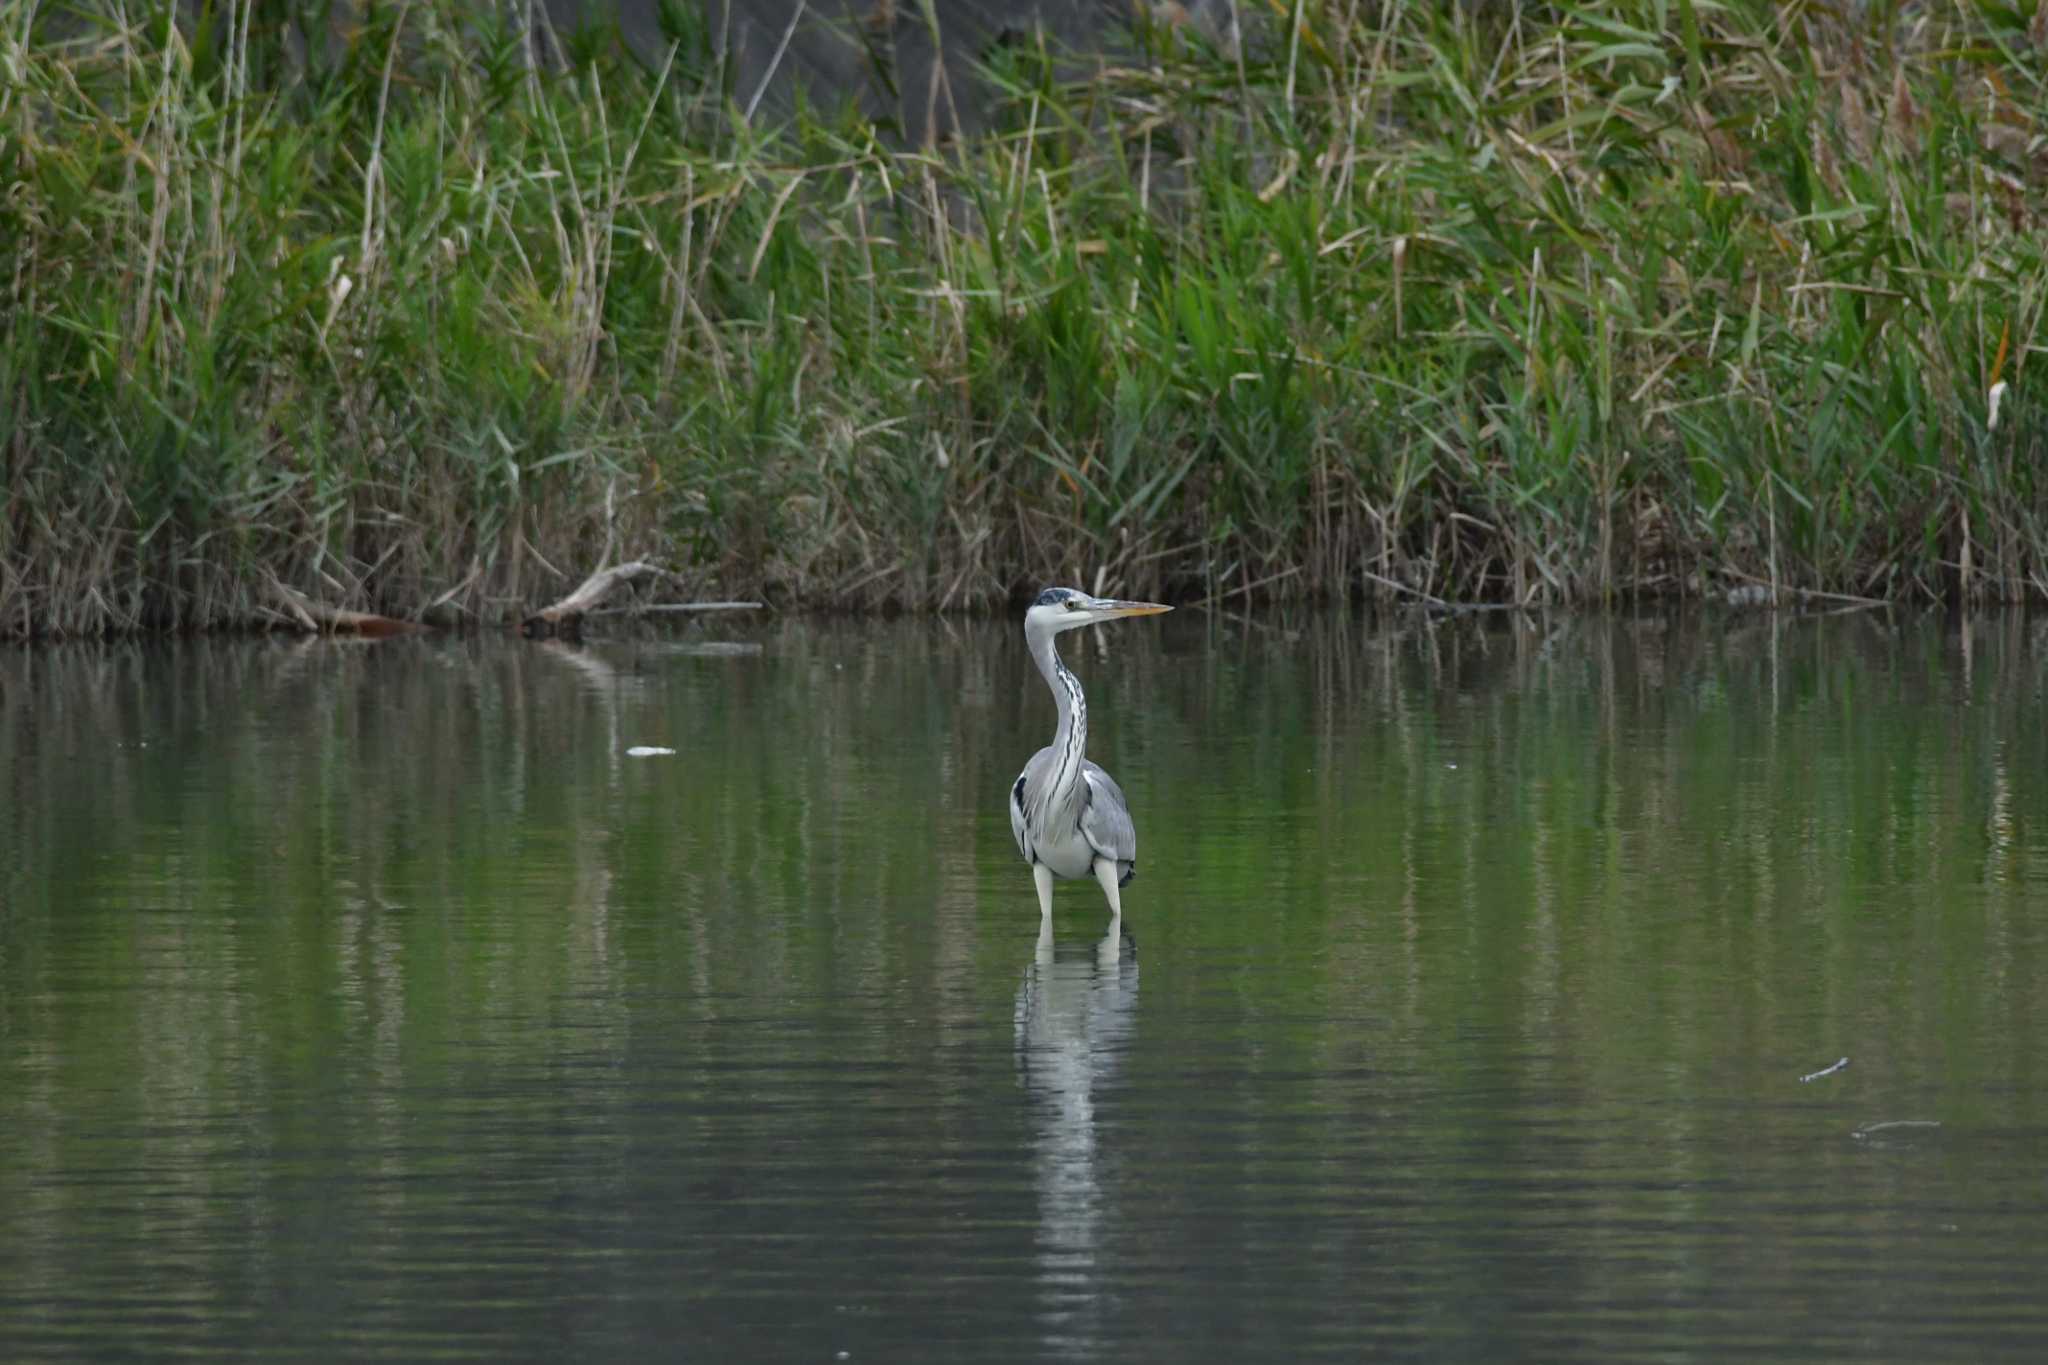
1800;1056;1849;1083
1358;568;1447;609
520;564;763;636
1722;571;1890;611
269;577;422;637
521;561;665;637
1193;565;1304;608
1359;568;1536;616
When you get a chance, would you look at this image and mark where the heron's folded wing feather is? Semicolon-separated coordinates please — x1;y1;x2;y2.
1011;747;1052;863
1078;763;1137;864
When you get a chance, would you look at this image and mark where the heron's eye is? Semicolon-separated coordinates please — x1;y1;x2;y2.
1063;598;1080;611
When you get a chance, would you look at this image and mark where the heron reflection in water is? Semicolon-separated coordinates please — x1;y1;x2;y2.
1008;587;1172;933
1015;916;1138;1338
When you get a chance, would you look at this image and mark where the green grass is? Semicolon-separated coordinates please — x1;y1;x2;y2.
3;0;2046;634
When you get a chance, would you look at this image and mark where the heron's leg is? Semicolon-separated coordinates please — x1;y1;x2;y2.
1097;917;1122;972
1092;856;1123;918
1036;914;1055;966
1033;862;1056;920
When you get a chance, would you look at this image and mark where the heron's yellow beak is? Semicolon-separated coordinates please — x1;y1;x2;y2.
1093;599;1173;618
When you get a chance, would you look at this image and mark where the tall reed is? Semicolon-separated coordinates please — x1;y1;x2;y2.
3;0;2044;635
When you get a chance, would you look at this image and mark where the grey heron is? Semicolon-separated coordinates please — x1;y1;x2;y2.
1009;587;1172;922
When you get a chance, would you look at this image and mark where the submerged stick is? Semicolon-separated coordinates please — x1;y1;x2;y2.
1852;1120;1941;1138
585;601;764;615
1800;1056;1850;1083
1721;570;1889;610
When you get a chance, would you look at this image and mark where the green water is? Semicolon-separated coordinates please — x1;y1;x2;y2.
3;613;2046;1358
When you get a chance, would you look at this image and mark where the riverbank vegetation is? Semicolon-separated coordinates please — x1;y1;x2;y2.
4;0;2046;634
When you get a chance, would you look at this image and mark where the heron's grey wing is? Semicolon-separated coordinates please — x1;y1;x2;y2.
1078;761;1137;865
1011;745;1055;863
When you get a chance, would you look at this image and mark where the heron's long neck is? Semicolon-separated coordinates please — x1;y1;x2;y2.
1030;626;1088;813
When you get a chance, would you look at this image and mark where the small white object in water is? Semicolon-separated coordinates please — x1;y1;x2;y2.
626;746;676;757
1852;1119;1941;1139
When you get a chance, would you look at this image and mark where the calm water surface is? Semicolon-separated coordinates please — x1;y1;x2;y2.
3;612;2047;1359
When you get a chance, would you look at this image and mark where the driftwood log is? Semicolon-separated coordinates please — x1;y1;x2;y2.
521;561;667;637
523;559;764;635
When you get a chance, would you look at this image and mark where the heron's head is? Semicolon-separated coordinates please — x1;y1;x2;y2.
1024;586;1173;635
